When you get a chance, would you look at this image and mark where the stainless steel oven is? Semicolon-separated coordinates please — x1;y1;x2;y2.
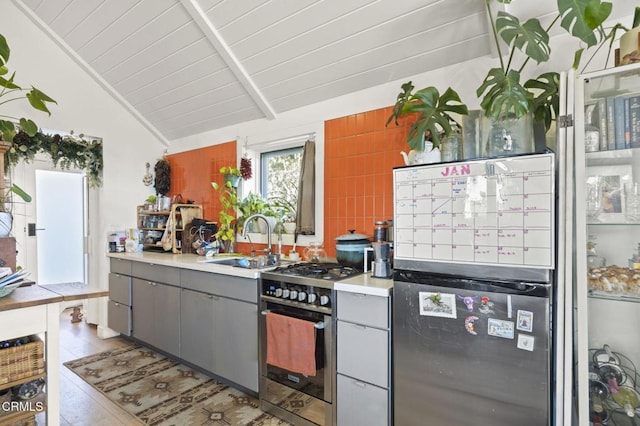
259;263;360;426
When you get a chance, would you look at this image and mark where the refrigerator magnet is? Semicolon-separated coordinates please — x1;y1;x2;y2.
457;294;479;312
517;334;535;351
479;296;495;315
418;292;457;319
464;315;479;335
487;318;515;339
516;310;534;332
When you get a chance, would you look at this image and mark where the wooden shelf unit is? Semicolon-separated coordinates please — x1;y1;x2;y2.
137;204;203;254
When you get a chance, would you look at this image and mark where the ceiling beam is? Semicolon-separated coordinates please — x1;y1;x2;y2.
180;0;277;121
11;0;171;147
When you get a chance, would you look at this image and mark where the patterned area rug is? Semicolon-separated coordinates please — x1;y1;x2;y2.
64;344;291;426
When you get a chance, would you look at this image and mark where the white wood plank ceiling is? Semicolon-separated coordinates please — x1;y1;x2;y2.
13;0;635;143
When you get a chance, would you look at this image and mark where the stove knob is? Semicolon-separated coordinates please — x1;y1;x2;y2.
289;290;298;300
320;295;330;306
307;293;317;304
298;291;307;302
282;289;290;299
275;288;283;298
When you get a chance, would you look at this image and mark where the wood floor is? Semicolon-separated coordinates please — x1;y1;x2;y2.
37;308;142;425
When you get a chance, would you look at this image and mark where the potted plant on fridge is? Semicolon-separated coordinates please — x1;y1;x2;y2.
386;82;468;165
475;0;623;156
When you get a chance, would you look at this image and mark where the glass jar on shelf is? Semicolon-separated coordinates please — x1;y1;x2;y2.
587;239;606;268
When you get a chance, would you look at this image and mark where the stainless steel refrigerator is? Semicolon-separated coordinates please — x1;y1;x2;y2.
392;152;557;426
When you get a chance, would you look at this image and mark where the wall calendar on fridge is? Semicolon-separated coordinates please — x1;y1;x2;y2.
393;153;555;269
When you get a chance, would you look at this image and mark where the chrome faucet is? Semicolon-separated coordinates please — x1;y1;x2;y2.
241;214;279;265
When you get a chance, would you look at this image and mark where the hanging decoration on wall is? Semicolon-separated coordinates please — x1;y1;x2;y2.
154;156;171;195
240;137;252;180
7;130;103;187
142;162;153;186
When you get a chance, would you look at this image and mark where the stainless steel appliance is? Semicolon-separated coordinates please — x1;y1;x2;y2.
259;262;360;426
392;153;557;426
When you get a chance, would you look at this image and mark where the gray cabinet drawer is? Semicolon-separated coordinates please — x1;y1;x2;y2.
337;320;388;388
132;261;180;286
108;300;131;336
109;273;131;305
337;373;388;426
337;291;389;328
110;258;132;275
181;269;257;303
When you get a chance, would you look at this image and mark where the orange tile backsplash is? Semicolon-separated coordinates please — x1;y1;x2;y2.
324;106;410;257
166;106;413;258
167;140;237;223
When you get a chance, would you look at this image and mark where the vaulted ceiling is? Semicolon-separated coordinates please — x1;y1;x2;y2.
14;0;636;144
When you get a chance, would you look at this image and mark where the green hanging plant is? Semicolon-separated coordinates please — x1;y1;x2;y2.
7;130;103;187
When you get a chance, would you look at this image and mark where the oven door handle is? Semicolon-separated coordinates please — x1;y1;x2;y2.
261;309;326;329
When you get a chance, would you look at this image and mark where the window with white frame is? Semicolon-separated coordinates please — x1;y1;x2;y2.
260;147;303;221
240;132;318;244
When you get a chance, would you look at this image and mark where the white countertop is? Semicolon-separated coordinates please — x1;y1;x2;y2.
334;272;393;297
106;251;277;279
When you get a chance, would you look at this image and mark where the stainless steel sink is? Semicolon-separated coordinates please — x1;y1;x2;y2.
200;256;261;269
208;258;246;266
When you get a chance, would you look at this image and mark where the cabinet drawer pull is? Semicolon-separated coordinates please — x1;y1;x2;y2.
209;295;219;300
350;323;367;330
352;379;367;388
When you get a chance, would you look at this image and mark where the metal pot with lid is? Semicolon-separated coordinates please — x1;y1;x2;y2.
335;230;372;271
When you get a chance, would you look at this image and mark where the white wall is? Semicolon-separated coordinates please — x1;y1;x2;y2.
1;2;166;332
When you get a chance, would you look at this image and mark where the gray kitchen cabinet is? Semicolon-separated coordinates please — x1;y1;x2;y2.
180;269;259;392
108;259;132;336
336;290;391;426
180;288;215;370
132;277;180;356
337;374;388;426
212;295;258;391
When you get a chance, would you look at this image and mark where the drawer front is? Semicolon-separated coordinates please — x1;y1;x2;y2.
337;320;389;388
337;373;389;426
110;258;132;275
131;261;180;286
108;300;131;336
337;291;389;328
181;269;257;303
109;273;131;305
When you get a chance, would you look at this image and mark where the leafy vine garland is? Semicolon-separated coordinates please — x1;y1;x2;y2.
7;130;103;187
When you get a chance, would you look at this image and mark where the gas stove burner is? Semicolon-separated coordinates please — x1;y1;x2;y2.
272;262;361;281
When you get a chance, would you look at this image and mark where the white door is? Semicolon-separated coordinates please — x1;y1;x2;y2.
34;170;86;285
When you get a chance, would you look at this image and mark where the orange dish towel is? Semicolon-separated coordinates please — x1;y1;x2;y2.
266;312;317;376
